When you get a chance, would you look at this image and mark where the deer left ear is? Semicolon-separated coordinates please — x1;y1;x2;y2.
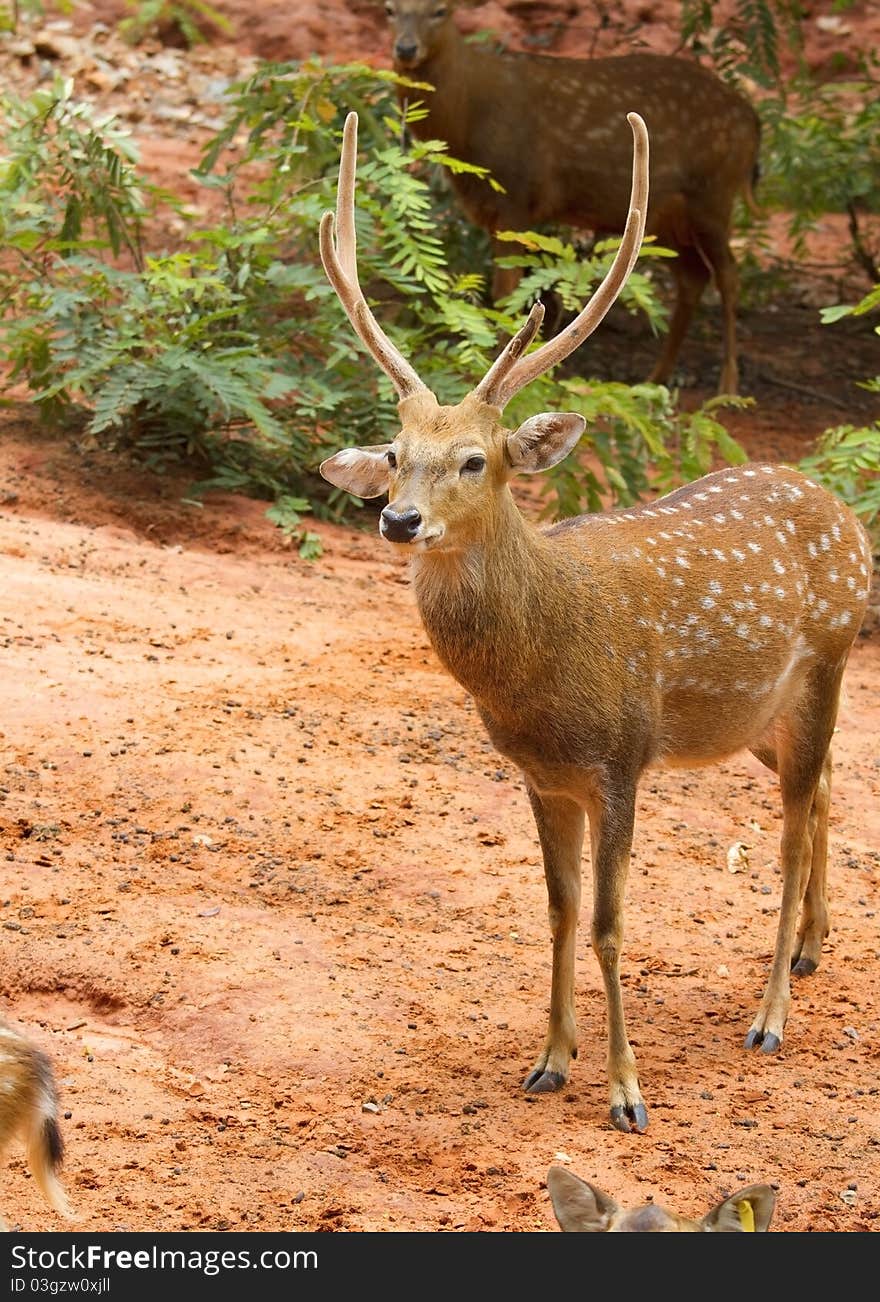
319;444;392;498
507;413;586;473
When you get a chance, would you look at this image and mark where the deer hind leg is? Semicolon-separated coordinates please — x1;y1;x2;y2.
586;785;646;1133
522;788;584;1094
695;226;741;395
750;740;833;977
648;245;711;388
490;234;523;303
745;664;844;1053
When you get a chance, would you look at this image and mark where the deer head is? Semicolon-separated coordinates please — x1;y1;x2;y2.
318;110;649;544
547;1167;777;1233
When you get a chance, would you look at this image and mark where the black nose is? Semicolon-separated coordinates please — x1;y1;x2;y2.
380;506;422;543
394;41;419;63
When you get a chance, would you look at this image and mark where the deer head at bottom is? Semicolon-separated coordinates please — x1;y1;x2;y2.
547;1167;777;1232
319;112;873;1133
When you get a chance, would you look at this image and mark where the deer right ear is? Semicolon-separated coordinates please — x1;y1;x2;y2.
319;445;393;499
507;413;586;473
547;1166;619;1232
700;1184;777;1232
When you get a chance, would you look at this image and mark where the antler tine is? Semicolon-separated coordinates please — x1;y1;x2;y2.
319;111;428;400
477;112;650;411
472;301;546;408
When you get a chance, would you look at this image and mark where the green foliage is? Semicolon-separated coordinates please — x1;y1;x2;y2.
758;69;880;277
799;285;880;545
0;58;750;558
264;496;323;560
117;0;232;48
543;384;749;518
0;1;73;33
679;0;806;88
0;75;148;266
678;3;879;285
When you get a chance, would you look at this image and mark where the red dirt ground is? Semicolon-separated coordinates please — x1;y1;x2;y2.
0;1;878;1234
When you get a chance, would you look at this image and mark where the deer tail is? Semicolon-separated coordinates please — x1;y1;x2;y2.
742;158;763;218
25;1056;74;1220
742;117;763;218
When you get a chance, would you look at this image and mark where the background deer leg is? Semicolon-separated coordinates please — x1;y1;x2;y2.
749;740;833;977
587;784;646;1133
522;787;583;1094
490;234;522;303
745;665;844;1052
697;226;741;394
648;245;710;388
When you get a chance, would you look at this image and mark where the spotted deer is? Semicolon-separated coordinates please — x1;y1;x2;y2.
319;111;873;1132
547;1167;777;1232
0;1018;72;1228
384;0;761;394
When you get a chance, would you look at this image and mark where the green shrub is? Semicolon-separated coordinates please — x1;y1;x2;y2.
0;60;750;556
798;286;880;545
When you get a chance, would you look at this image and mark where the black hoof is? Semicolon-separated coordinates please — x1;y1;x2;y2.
610;1102;648;1134
744;1028;781;1053
523;1068;566;1094
792;955;817;977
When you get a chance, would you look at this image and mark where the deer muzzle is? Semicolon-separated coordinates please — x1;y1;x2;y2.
380;505;423;544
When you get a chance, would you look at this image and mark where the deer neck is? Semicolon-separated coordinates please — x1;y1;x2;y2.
395;23;476;155
411;493;583;704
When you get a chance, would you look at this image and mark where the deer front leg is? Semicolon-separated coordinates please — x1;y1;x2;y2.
588;785;647;1133
522;787;584;1094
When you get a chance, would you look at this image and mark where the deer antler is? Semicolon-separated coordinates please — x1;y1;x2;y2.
474;112;649;411
319;112;429;400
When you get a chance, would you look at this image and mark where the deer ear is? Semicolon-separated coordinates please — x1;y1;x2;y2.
320;445;393;499
507;413;586;473
547;1167;618;1232
701;1185;777;1232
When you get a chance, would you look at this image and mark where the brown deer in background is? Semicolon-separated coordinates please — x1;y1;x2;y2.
0;1018;72;1228
547;1167;777;1232
384;0;761;394
319;111;873;1133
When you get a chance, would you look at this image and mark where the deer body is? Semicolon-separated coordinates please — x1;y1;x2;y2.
318;112;872;1132
386;0;761;394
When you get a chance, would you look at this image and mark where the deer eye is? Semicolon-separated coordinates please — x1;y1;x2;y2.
461;455;486;475
386;449;397;469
